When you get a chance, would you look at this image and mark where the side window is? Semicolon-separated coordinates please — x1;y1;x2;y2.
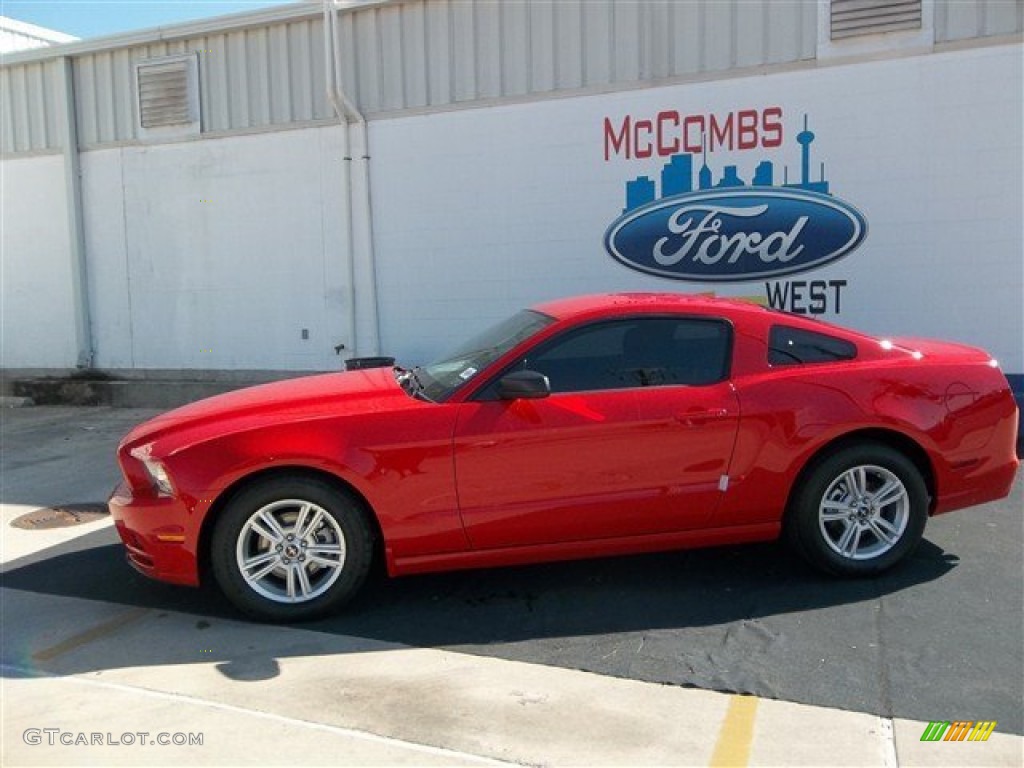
481;316;731;396
768;325;857;366
526;322;632;392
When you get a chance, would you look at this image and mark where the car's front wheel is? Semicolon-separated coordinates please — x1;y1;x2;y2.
788;443;928;577
210;476;375;621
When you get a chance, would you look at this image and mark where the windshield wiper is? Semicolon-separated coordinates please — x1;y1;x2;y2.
404;366;436;403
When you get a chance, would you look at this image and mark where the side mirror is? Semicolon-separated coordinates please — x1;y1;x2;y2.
498;370;551;400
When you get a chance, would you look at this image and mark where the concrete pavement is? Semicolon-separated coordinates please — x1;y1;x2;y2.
2;406;1022;766
3;576;1021;766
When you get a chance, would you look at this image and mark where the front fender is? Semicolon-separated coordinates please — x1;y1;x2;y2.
157;408;468;563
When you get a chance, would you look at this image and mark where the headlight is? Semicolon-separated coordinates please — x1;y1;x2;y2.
141;459;174;496
129;444;175;496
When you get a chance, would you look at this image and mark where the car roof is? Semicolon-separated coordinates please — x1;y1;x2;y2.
532;292;885;348
532;292;773;321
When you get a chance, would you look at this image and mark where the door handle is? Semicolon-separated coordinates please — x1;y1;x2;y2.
675;408;729;427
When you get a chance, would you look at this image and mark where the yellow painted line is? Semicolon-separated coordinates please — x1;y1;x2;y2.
32;607;149;663
709;694;759;768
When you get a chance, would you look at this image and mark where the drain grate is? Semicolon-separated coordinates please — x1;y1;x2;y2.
10;503;109;530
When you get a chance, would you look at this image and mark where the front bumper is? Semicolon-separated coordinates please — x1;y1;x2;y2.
108;481;201;587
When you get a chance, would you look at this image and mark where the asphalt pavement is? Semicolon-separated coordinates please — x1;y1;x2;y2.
2;405;1022;766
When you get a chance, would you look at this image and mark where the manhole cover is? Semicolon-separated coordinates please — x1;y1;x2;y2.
10;503;109;529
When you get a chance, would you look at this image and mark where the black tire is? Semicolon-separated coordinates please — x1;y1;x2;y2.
787;443;927;577
210;476;375;621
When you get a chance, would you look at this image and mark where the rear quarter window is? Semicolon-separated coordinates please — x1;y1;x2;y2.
768;325;858;366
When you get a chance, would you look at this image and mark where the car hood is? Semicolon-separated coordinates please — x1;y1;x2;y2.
120;367;406;451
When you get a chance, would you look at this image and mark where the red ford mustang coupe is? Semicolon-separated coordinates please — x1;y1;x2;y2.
110;294;1019;621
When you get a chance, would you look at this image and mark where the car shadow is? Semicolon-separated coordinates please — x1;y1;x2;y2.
334;538;958;646
1;524;957;650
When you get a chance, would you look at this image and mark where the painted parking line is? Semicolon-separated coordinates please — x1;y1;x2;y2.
709;694;759;767
32;606;150;663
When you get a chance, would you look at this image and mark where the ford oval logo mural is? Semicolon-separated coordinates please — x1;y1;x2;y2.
604;188;867;282
603;113;868;283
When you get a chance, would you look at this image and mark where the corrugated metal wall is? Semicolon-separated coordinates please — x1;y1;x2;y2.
0;58;64;153
69;21;333;147
935;0;1023;43
339;0;817;113
3;0;817;153
2;0;1021;156
69;0;817;147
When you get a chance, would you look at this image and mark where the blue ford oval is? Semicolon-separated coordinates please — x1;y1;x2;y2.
604;188;867;282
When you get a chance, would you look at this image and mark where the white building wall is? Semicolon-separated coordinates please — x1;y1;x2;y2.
0;153;78;367
78;127;354;371
80;147;132;368
1;3;1021;381
369;42;1023;377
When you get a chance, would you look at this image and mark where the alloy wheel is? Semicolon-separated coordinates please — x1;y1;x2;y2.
235;498;347;603
817;464;910;561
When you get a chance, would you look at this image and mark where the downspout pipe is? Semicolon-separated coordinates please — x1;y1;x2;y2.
58;56;94;368
323;0;381;357
322;4;357;358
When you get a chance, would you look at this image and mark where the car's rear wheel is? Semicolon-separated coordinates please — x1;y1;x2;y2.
210;476;374;621
788;443;927;577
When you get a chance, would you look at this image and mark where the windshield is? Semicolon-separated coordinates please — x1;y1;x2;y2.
417;309;555;401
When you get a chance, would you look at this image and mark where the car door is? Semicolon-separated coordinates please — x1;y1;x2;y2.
625;317;740;529
452;316;739;550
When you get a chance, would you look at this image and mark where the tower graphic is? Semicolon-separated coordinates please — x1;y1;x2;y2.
698;133;712;191
786;114;828;194
621;114;831;211
796;115;814;188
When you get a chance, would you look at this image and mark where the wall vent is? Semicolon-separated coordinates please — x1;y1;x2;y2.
135;54;199;135
831;0;923;40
